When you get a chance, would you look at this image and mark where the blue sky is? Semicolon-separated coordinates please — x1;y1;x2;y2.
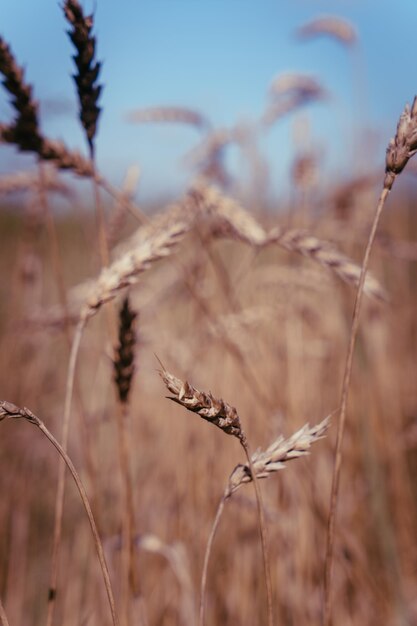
0;0;416;202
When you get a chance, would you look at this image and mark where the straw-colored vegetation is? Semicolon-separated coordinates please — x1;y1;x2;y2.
1;5;417;626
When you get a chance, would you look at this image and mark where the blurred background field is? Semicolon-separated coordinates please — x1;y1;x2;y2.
1;1;417;625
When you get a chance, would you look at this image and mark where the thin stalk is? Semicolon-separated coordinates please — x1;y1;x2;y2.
115;402;140;625
199;496;226;626
323;184;391;626
199;440;273;626
38;163;98;499
97;175;147;224
33;415;119;626
46;316;86;626
241;440;273;626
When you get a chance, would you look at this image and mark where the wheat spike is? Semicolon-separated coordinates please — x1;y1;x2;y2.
267;227;387;301
0;36;43;152
63;0;102;156
159;367;245;443
226;416;330;496
194;182;387;300
82;220;188;320
385;97;417;190
113;297;137;404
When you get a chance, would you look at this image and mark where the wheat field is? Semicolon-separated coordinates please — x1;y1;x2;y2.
1;4;417;626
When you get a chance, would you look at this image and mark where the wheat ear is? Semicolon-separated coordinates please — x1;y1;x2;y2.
201;416;330;626
0;401;119;626
63;0;110;269
324;96;417;626
159;365;274;626
194;182;386;300
63;0;102;157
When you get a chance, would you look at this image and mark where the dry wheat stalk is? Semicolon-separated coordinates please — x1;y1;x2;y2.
200;415;330;626
63;0;102;156
296;16;357;46
159;366;273;626
159;367;245;442
126;106;209;131
0;401;119;626
324;96;417;625
113;296;141;622
226;416;330;496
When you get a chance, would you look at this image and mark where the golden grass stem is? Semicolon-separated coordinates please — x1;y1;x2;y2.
324;185;391;626
47;316;86;626
241;441;273;626
199;496;225;626
116;402;140;625
35;419;119;626
0;402;119;626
